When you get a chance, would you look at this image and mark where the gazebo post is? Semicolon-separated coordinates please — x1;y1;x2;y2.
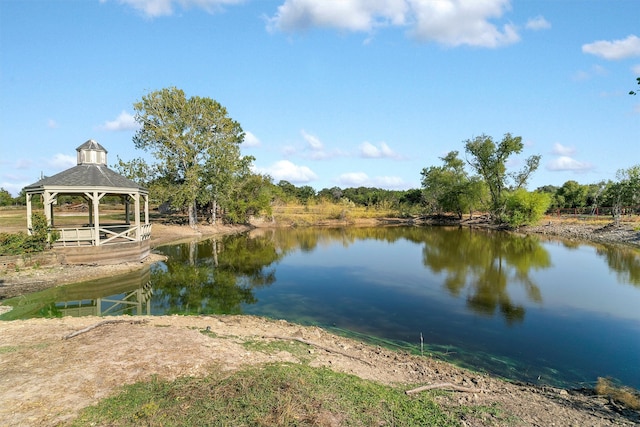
93;191;101;246
134;193;141;241
26;193;33;235
43;191;54;228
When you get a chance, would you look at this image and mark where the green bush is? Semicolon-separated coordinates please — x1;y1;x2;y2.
504;189;551;227
0;213;56;255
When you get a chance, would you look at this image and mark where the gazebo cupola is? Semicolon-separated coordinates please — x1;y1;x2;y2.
77;139;107;166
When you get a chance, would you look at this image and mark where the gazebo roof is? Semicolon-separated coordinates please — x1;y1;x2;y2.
24;140;147;194
24;164;147;193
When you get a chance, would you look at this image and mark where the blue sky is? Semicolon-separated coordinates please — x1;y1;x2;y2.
1;0;639;197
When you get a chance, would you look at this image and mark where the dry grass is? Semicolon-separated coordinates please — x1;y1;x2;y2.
271;201;398;225
594;377;640;410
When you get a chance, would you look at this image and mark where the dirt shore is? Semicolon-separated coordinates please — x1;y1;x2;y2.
1;219;639;426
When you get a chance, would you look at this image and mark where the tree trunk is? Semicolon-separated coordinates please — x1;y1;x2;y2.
188;201;198;229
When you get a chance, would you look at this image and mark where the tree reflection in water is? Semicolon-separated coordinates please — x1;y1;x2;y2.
596;245;640;286
421;227;551;324
151;233;281;314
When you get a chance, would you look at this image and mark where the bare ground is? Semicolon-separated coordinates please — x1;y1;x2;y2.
1;218;639;426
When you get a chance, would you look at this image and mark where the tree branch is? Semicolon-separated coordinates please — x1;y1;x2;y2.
405;382;484;395
63;319;148;340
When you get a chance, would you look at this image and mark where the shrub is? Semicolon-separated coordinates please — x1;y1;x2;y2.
0;212;57;255
504;189;551;227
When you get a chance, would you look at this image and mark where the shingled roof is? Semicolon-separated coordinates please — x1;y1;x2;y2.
24;140;147;193
24;164;146;192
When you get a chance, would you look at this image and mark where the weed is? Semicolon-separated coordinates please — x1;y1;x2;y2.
71;363;462;426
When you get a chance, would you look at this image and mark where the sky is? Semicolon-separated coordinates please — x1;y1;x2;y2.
1;0;639;197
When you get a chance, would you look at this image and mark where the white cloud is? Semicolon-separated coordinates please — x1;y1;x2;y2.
582;35;640;60
268;0;408;32
337;171;370;186
47;154;76;170
99;111;139;131
632;64;640;75
546;156;594;172
408;0;519;47
525;15;550;31
47;119;59;129
259;160;317;183
103;0;245;18
301;129;323;150
242;131;260;147
269;0;519;48
336;172;407;189
551;143;575;156
359;141;401;159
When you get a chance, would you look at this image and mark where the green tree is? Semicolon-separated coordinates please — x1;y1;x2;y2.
276;180;298;202
630;76;639;95
222;172;274;224
133;87;246;228
0;188;14;206
603;165;640;224
464;133;541;221
421;151;485;219
556;180;588;209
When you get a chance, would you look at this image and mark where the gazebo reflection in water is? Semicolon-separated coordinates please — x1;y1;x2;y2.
56;281;153;317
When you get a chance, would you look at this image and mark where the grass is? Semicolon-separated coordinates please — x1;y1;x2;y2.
595;377;640;410
271;201;400;226
242;338;314;363
69;363;474;427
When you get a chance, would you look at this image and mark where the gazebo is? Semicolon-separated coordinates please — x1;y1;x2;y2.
23;140;152;264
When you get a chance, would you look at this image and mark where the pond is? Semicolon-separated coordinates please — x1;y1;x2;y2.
3;226;640;390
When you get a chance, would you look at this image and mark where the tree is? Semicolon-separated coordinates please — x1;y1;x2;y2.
630;77;640;95
0;188;14;206
464;133;541;221
421;151;485;219
133;87;247;228
603;165;640;225
556;180;588;209
222;172;274;224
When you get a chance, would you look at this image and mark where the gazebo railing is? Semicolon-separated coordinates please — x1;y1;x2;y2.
55;227;96;246
53;224;152;246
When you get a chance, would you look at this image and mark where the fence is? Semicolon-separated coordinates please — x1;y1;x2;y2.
550;206;640;220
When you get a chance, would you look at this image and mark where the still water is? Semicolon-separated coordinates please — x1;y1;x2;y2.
3;226;640;389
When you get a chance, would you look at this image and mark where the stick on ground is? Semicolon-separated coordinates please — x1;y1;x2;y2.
63;319;148;340
405;382;484;395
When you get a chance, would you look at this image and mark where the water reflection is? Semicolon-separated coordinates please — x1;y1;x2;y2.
420;227;550;324
596;245;640;286
0;268;152;320
150;234;280;314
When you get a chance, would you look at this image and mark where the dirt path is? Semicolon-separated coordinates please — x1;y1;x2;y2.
1;218;639;426
1;315;637;427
